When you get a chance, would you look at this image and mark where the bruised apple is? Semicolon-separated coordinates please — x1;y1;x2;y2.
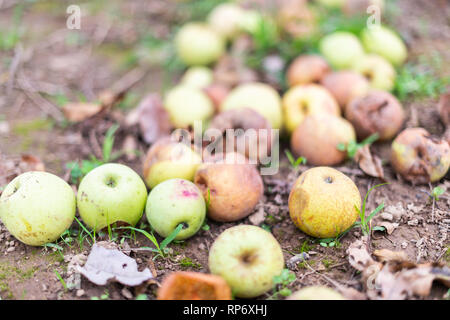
291;114;356;166
0;171;76;246
146;179;206;240
157;271;232;300
320;71;370;110
194;153;264;222
391;128;450;184
203;84;230;112
286;55;330;87
345;90;404;141
208;108;272;163
143;137;202;189
289;167;361;238
282;84;340;134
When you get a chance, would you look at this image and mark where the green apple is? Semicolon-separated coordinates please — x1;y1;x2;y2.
77;163;147;230
239;10;263;34
175;22;225;66
282;84;340;134
208;225;285;298
319;32;365;69
316;0;345;8
352;54;396;91
0;171;75;246
208;2;245;40
288;286;345;300
181;66;214;89
145;179;206;240
361;25;407;66
221;82;283;129
143;138;202;189
164;85;214;129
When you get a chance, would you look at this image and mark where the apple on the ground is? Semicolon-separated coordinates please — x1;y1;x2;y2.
77;163;147;230
208;225;285;298
146;179;206;240
0;171;76;246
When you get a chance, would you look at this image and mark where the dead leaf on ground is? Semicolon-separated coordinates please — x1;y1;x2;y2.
125;94;172;144
77;241;154;286
347;239;450;300
62;102;102;122
354;145;384;179
0;154;45;193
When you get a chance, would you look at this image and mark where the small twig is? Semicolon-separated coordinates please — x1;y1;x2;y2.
89;130;103;160
7;43;23;94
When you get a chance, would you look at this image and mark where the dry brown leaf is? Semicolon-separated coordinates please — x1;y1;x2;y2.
347;237;376;272
373;249;408;263
126;94;172;145
62;102;102;122
0;154;45;192
354;145;385;179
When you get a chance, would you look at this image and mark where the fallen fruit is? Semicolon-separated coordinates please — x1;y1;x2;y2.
320;71;370;110
207;2;245;40
345;90;405;141
352;54;396;91
319;31;365;69
361;25;407;66
164;85;214;129
181;66;214;89
143;137;202;189
146;179;206;240
277;0;317;39
282;84;340;134
208;108;272;163
391;128;450;184
287;286;345;300
291;114;356;166
208;225;285;298
157;271;232;300
194;153;264;222
77;163;147;230
289;166;361;238
0;171;76;246
286;55;330;87
221;82;283;129
175;23;225;66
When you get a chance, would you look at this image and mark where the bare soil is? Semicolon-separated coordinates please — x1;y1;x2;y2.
0;0;449;300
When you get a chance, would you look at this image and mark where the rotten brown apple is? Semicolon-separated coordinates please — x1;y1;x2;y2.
286;55;330;87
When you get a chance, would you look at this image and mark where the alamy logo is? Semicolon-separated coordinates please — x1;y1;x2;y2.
367;5;381;30
66;5;81;30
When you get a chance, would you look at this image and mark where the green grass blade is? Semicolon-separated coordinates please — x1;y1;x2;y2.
160;223;184;250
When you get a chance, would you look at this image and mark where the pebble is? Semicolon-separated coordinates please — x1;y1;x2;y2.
6;247;15;253
401;242;408;249
121;288;133;299
198;243;206;251
76;289;85;297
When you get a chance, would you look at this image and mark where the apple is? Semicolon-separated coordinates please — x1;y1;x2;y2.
352;54;396;91
361;25;407;66
157;271;232;300
289;166;361;238
181;66;214;89
286;55;330;87
77;163;147;230
291;113;356;166
315;0;345;8
175;23;225;66
319;31;365;69
208;108;272;163
282;84;340;134
345;90;404;141
194;152;264;222
391;128;450;184
277;0;317;39
288;286;345;300
0;171;75;246
164;85;214;129
208;225;285;298
320;71;370;109
207;3;245;40
239;10;264;34
145;179;206;240
143;137;202;189
221;82;283;129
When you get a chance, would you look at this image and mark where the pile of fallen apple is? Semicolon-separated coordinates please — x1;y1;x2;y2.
1;0;450;300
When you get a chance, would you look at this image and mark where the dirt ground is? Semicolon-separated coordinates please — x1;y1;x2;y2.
0;0;449;300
